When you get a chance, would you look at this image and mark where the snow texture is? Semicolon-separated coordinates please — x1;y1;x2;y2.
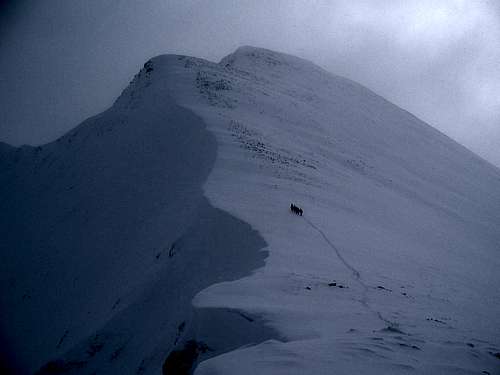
1;46;500;374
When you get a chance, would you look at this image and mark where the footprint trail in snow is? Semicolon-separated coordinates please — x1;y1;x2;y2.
304;217;396;327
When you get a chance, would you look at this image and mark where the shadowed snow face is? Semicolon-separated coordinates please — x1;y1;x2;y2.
0;0;499;166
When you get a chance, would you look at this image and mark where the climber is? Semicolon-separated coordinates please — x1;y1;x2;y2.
290;203;303;216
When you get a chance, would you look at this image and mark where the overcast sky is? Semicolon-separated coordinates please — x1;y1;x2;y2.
1;0;499;166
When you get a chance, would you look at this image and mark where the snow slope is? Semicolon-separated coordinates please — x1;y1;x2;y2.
0;85;271;373
1;46;500;374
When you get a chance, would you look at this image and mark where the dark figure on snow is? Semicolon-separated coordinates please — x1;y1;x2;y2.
290;203;303;216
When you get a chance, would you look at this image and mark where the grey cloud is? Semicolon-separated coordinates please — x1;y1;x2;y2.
0;0;499;166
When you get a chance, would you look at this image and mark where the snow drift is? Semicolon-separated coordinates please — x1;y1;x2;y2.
1;46;499;374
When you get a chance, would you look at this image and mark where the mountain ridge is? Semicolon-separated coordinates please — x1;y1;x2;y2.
1;46;499;374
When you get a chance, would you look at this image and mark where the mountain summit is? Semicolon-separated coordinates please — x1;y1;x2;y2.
1;46;499;374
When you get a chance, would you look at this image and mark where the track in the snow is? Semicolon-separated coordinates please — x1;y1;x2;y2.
304;216;395;327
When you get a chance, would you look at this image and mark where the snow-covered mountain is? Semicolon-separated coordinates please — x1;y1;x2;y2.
1;46;499;375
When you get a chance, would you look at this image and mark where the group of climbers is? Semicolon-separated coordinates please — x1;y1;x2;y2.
290;203;303;216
